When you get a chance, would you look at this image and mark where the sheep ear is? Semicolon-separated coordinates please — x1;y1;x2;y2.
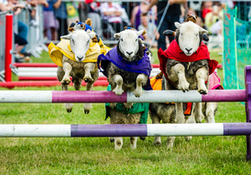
114;32;121;39
174;22;181;29
87;29;95;39
60;33;73;40
163;30;175;36
136;30;146;36
199;27;208;34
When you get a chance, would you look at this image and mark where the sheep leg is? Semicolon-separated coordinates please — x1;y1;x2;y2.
133;73;148;97
196;67;208;94
83;63;95;82
114;137;123;150
61;62;72;85
166;102;186;148
84;81;94;114
205;102;217;123
130;137;138;149
112;75;124;95
62;84;73;113
170;64;189;92
150;111;161;146
194;102;204;123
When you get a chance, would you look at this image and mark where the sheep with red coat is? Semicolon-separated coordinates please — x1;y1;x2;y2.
149;21;219;148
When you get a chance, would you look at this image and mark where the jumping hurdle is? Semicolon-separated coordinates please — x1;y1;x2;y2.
0;90;246;103
0;123;250;137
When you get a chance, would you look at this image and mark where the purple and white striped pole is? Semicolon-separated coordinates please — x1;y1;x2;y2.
0;90;246;103
0;123;250;137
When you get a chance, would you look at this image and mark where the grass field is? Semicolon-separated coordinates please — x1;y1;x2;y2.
0;48;250;174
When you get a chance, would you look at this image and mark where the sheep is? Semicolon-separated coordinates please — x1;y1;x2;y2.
48;29;100;114
149;21;219;148
98;28;152;150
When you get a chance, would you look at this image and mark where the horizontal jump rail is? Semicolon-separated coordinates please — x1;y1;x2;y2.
0;81;109;89
0;90;246;103
12;63;223;69
0;123;250;137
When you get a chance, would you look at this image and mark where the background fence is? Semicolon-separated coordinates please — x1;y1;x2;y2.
223;5;251;90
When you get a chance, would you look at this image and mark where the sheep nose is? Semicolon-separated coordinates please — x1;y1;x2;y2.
185;48;192;52
77;56;83;60
126;51;133;56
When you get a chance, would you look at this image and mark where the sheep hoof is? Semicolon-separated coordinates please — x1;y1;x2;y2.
198;89;208;94
61;79;71;85
66;108;72;113
185;136;192;141
84;109;90;114
140;137;145;141
113;88;124;96
153;141;161;146
83;76;93;83
133;89;142;97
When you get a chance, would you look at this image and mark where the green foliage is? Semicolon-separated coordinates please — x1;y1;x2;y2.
0;50;250;174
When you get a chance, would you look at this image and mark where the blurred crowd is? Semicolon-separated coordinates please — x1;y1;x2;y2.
0;0;251;62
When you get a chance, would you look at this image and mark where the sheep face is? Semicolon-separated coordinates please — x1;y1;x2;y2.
175;21;208;56
61;30;95;62
114;30;145;61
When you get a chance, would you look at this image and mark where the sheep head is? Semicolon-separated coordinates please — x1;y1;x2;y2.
114;29;145;61
60;29;95;62
174;21;208;56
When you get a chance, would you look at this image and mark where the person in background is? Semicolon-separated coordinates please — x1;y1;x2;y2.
187;7;203;27
85;0;102;37
201;1;213;22
142;0;187;50
53;0;68;40
130;0;157;30
6;0;31;62
43;0;58;41
138;15;159;47
99;1;124;33
204;3;223;36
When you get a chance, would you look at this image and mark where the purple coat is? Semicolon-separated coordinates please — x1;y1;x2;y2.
98;47;152;90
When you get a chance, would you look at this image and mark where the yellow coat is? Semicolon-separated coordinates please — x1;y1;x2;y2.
48;39;110;67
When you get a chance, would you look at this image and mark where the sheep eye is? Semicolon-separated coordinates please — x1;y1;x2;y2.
180;33;183;36
72;39;75;44
120;38;123;42
135;38;138;42
196;33;198;37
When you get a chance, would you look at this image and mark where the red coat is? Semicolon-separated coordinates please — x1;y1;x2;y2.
158;39;218;82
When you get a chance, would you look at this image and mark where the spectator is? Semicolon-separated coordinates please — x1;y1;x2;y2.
138;15;159;47
187;7;203;27
99;1;124;33
66;1;79;25
43;0;59;41
86;0;102;37
6;0;31;62
204;3;223;36
201;1;213;22
54;0;68;40
130;0;157;30
142;0;187;50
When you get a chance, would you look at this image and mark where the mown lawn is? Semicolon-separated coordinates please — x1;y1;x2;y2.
0;48;250;174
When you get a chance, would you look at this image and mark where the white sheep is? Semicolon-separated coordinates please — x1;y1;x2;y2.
98;28;152;150
48;29;100;114
150;21;219;148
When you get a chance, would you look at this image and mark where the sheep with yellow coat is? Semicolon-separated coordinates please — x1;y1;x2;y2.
48;19;109;114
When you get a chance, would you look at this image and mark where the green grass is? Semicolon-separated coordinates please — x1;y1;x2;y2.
0;49;249;174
